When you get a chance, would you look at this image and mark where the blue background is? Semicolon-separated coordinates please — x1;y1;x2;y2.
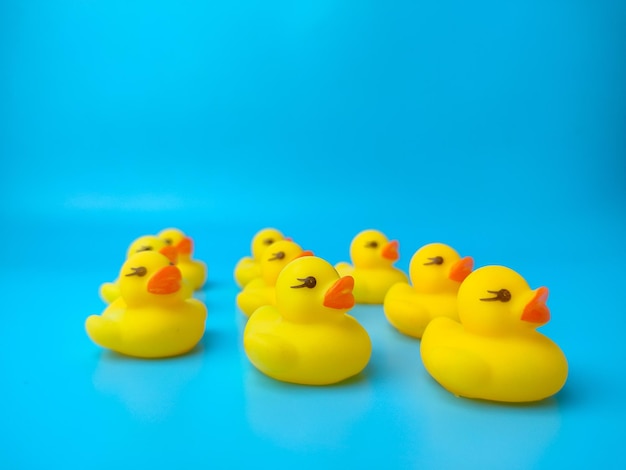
1;1;625;468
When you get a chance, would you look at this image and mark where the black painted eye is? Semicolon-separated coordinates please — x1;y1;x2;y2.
268;251;285;261
424;256;444;266
125;266;148;277
263;238;275;245
136;245;153;253
291;276;317;289
365;241;379;248
480;289;512;302
163;238;173;245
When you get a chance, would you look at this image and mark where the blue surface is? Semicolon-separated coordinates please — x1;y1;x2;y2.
1;1;625;468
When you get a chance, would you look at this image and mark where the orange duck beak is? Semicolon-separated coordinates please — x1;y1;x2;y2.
176;237;193;255
521;287;550;324
294;250;314;259
159;245;178;264
382;240;400;261
147;265;182;295
323;276;355;310
449;257;474;282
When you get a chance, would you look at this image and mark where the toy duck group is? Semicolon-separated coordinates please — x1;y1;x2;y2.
86;226;568;404
235;227;567;401
86;228;208;358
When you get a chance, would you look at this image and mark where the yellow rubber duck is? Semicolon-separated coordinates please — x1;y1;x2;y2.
420;265;568;402
86;251;207;358
99;235;179;304
158;228;207;291
236;240;313;317
383;243;474;338
234;228;286;287
244;256;372;385
335;229;408;304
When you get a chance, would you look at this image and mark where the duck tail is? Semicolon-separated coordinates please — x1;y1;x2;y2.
335;262;354;277
236;290;272;317
85;315;121;349
99;282;121;304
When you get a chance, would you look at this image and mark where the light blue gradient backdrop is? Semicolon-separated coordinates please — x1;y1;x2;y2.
1;1;625;469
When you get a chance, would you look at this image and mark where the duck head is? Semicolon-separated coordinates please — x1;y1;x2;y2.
457;265;550;335
119;251;183;307
350;229;400;269
158;228;194;259
251;228;286;260
275;256;355;323
259;240;313;285
408;243;473;293
126;235;178;264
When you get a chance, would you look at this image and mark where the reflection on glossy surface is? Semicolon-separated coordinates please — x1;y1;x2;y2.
244;366;374;448
92;347;204;421
415;383;562;468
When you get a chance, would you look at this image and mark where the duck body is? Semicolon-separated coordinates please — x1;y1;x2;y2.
87;297;207;358
421;318;567;402
338;264;408;304
385;287;457;338
336;229;408;304
244;306;371;385
244;256;371;385
234;228;286;287
383;243;474;338
420;265;568;402
86;251;207;358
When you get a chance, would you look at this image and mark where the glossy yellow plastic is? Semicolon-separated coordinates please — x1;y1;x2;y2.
236;240;312;317
244;256;372;385
158;228;207;291
99;234;179;304
383;243;474;338
335;229;408;304
234;228;286;287
420;265;568;402
86;251;207;358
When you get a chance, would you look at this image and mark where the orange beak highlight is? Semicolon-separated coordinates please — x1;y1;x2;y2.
521;287;550;324
449;256;474;282
323;276;355;310
382;240;400;261
159;245;178;264
147;265;182;295
176;237;193;255
294;250;314;259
